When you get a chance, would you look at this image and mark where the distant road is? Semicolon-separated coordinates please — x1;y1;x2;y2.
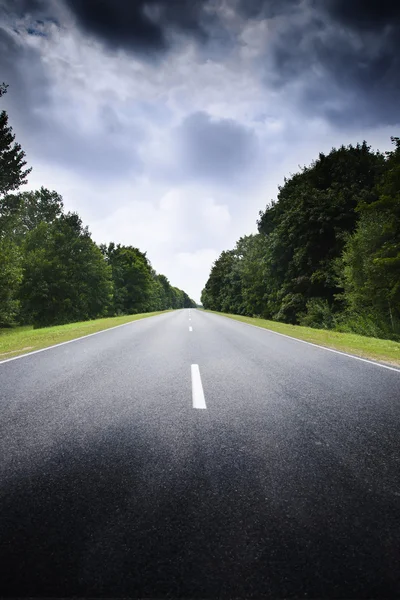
1;309;399;598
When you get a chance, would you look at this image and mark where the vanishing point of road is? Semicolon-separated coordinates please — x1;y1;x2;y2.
1;309;399;598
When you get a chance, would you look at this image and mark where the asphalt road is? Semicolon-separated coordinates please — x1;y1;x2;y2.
1;309;399;598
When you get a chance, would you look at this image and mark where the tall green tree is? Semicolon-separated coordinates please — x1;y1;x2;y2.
257;142;385;323
0;84;31;197
340;138;400;338
0;84;32;325
1;187;63;240
20;213;112;327
0;239;22;326
182;291;196;308
201;235;274;317
233;234;273;317
202;138;399;338
201;250;236;312
103;243;154;315
156;273;173;309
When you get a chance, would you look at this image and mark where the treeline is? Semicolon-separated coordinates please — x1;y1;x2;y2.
0;84;195;328
202;139;400;340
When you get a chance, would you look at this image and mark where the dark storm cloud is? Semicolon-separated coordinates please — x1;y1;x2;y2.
264;0;400;125
178;112;258;183
66;0;217;51
0;27;142;178
236;0;298;19
2;0;400;128
0;27;52;123
324;0;400;31
2;0;220;53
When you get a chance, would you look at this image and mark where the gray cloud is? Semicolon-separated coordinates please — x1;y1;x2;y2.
324;0;400;31
3;0;399;127
263;0;400;126
177;111;259;184
32;110;143;180
0;27;143;179
2;0;220;54
236;0;299;19
0;27;51;119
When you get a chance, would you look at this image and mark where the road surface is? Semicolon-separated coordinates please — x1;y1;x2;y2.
1;309;399;598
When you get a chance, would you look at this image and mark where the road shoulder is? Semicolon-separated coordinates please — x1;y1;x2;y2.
204;310;400;369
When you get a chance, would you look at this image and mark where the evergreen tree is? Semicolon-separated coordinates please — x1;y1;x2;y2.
0;85;31;197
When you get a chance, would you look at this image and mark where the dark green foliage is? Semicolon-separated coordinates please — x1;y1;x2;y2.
0;86;31;325
201;250;235;312
182;290;196;308
156;273;175;310
201;236;273;316
103;243;154;315
15;188;63;235
1;187;64;239
0;238;22;326
257;142;385;319
100;246;196;315
202;139;400;340
20;214;113;327
0;87;31;197
299;298;335;330
339;138;400;338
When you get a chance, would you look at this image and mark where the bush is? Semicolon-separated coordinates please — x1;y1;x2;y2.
299;298;335;329
335;310;400;341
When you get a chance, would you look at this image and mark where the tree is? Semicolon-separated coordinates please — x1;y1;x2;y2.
202;139;396;335
156;273;173;309
257;142;385;323
20;213;113;327
0;85;31;197
1;187;64;240
103;243;154;315
171;286;184;309
15;188;63;235
233;234;272;318
182;291;196;308
201;250;236;312
0;188;66;327
0;238;22;326
0;84;32;325
339;138;400;338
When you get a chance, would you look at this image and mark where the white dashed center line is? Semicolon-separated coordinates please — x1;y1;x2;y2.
191;364;206;409
189;326;193;332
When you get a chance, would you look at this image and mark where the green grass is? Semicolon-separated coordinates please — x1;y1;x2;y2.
205;310;400;367
0;311;170;361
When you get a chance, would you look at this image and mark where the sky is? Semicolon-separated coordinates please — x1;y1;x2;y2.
1;0;399;302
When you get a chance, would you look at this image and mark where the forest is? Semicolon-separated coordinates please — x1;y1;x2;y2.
202;138;400;341
0;83;196;329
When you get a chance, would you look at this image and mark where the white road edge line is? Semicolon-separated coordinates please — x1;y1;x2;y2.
0;314;167;366
189;326;193;332
214;314;400;374
191;364;207;409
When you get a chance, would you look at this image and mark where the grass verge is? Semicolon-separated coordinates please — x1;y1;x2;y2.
0;311;170;361
205;310;400;368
